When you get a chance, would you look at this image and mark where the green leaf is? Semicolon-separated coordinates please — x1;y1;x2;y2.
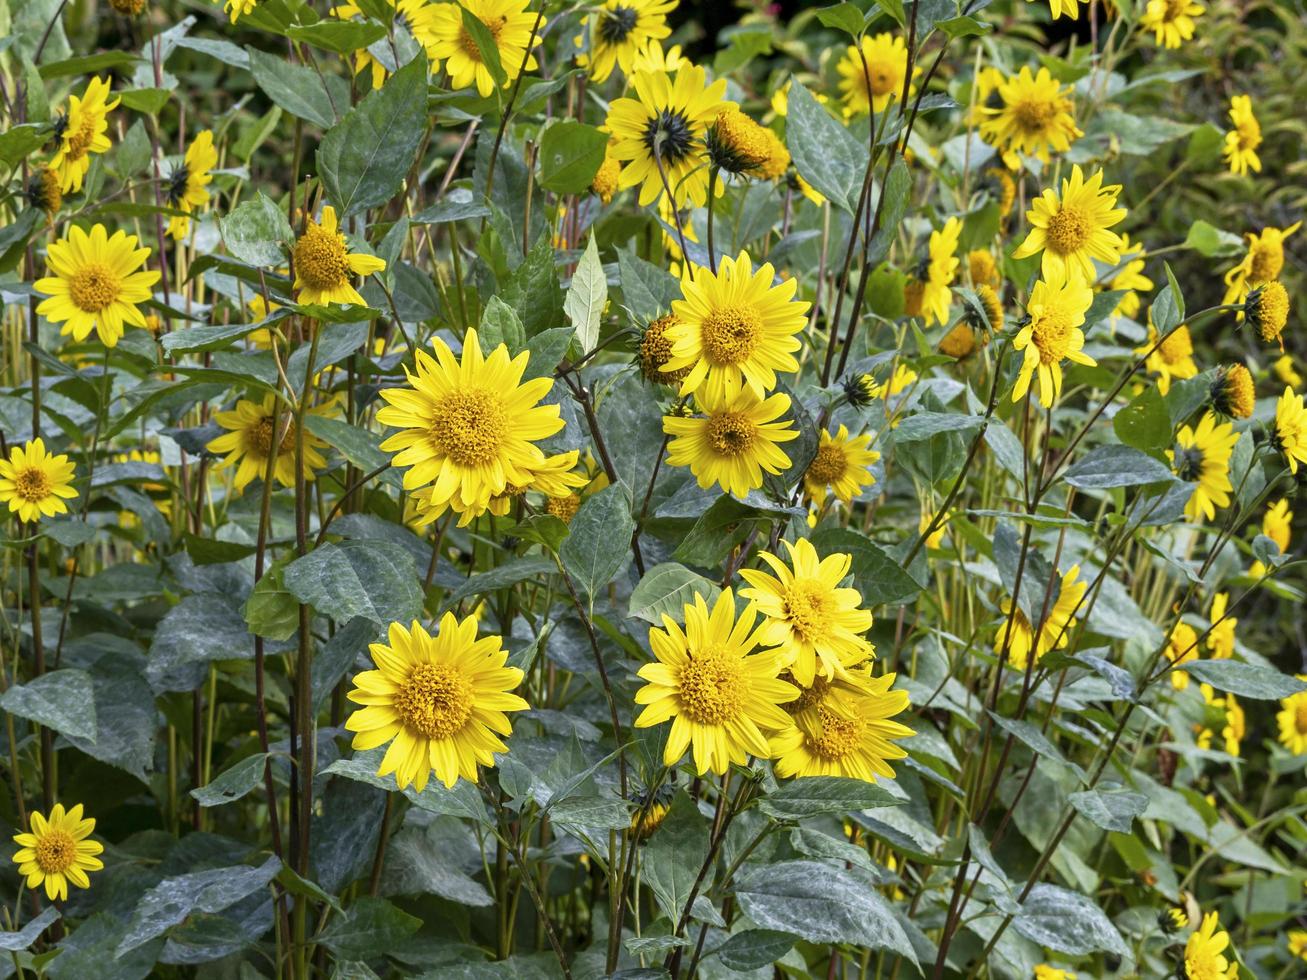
565;234;607;353
287;20;388;54
1184;219;1244;257
1013;883;1128;957
644;793;711;924
538;120;609;194
0;669;97;742
1151;263;1185;334
44;518;96;548
247;47;348;129
183;534;258;565
412;189;491;224
319;56;429;217
786;80;869;213
618;247;680;323
501;237;564;338
810;526;923;606
894;412;984;443
117;88;170;114
1183;660;1307;700
457;2;507;90
319;897;421;958
628;563;721;625
1062;445;1175;489
479;295;526;352
219;191;293;267
150;594;256;692
522;326;574;380
713;930;797;971
559;485;635;599
1113;387;1173;451
758;777;903;819
283;541;422;626
0;124;47;168
442;556;556;607
672;496;766;568
0;908;60;952
815;2;865;35
1068;788;1149;833
244;560;301;642
191;754;270;807
303;415;402;489
868;160;911;264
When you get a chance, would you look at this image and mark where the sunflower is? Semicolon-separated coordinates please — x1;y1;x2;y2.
704;108;774;176
27;166;62;216
968;249;1000;289
1182;911;1238;980
1163;621;1199;690
48;77;118;193
836;33;917;117
0;439;78;524
1289;930;1307;962
589;146;622;204
1172;412;1237;523
1033;967;1077;980
334;0;442;88
919;507;949;549
1274;386;1307;474
1011;271;1096;407
1014;165;1126;284
221;0;258;22
35;224;161;348
1275;355;1303;387
979;67;1081;170
377;327;565;520
345;615;528;790
802;425;880;507
1202;591;1236;661
207;394;333;492
913;217;961;327
11;804;104;902
869;363;918;401
995;563;1087;670
770;666;912;782
542;454;608;524
1245;281;1290;348
661;250;808;403
579;0;674;83
1223;95;1262;176
1105;233;1153;325
1195;684;1244;757
292;206;387;307
1136;322;1197;395
429;0;544;98
1141;0;1205;51
1040;0;1081;19
1222;221;1301;308
633;589;798;775
1277;678;1307;754
445;450;587;527
166;130;219;240
638;314;692;385
1250;498;1292;578
663;387;799;497
738;538;875;686
630;39;686;74
605;64;733;208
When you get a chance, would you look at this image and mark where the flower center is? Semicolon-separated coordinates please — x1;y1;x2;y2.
70;263;122;313
864;62;898;97
1163;0;1189;18
700;306;761;365
782;672;829;715
430;389;508;466
1031;308;1075;364
1174;445;1204;482
1236;117;1261;150
459;15;508;59
1012;97;1057;133
1045;206;1091;255
395;662;474;740
13;467;52;502
293;224;351;291
167;166;191;206
643;108;695;164
1249;240;1283;282
783;582;834;643
706;411;756;457
809;709;864;761
1296;702;1307;735
65;113;98;160
250;417;294;458
806;443;847;485
598;4;638;44
677;650;745;725
546;493;581;523
35;829;77;875
1158;326;1193;364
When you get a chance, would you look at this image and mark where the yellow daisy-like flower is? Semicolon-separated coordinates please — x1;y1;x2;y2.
206;394;333;492
1274;354;1303;387
1250;498;1292;578
1011;271;1097;407
49;77;119;194
345;615;528;790
662;251;809;403
579;0;674;83
634;589;798;775
590;146;622;204
739;537;875;687
869;363;918;401
377;327;565;519
836;33;918;116
35;224;161;348
1245;281;1290;349
1033;966;1077;980
605;64;733;208
968;249;1000;290
1106;232;1154;325
1182;911;1238;980
1223;95;1262;177
11;803;104;902
414;449;588;528
979;67;1082;170
1136;322;1197;395
915;217;961;327
1277;678;1307;754
1274;387;1307;474
995;564;1087;671
220;0;258;23
1141;0;1205;51
919;507;949;549
292;206;387;307
1039;0;1081;19
430;0;544;98
1173;412;1237;523
27;166;63;216
1163;620;1199;690
0;439;78;524
705;108;775;176
663;387;798;498
1195;683;1245;757
166;130;219;240
1206;592;1236;659
1288;929;1307;961
1222;221;1301;308
1013;165;1127;285
770;666;912;783
334;0;441;88
630;39;686;74
802;425;880;507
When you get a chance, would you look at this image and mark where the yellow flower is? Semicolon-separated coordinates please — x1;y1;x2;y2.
220;0;258;22
802;425;880;507
1223;95;1262;176
1288;929;1307;961
1033;966;1077;980
166;130;219;240
638;314;691;385
11;803;104;902
630;39;686;74
207;394;333;492
49;77;119;193
1250;498;1292;577
979;67;1082;170
1014;165;1127;284
663;250;809;403
605;64;733;208
1106;232;1154;325
589;147;622;204
292;206;387;307
1011;271;1097;407
1141;0;1204;50
334;0;441;88
1245;281;1290;348
663;387;798;497
1210;363;1254;419
634;589;798;775
1039;0;1081;19
1204;591;1236;661
1274;386;1307;474
1222;221;1300;308
27;166;63;216
0;439;78;524
1195;683;1244;757
345;615;528;790
968;249;1000;289
1274;354;1303;388
915;217;961;327
578;0;674;83
1136;322;1197;395
995;564;1087;670
837;33;918;116
35;224;161;348
376;327;565;520
430;0;544;98
705;108;774;176
770;666;912;783
1163;620;1199;690
1182;911;1238;980
919;508;949;549
756;127;791;181
940;322;980;359
739;538;875;686
418;449;587;528
1277;678;1307;754
869;363;918;401
1172;412;1237;523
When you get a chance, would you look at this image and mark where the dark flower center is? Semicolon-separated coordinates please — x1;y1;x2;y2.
167;166;190;205
644;108;694;164
599;5;639;44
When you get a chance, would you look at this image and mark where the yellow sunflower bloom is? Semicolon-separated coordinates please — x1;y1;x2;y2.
979;66;1082;170
578;0;675;83
1182;911;1238;980
11;803;104;902
35;224;161;348
1289;929;1307;961
1274;387;1307;474
430;0;545;98
166;130;219;240
1163;620;1199;690
1173;412;1237;523
1039;0;1081;19
206;393;333;492
1136;322;1197;395
49;76;119;193
837;33;918;117
1011;271;1096;407
1206;592;1236;659
410;449;589;528
220;0;258;22
1014;165;1127;284
995;563;1087;670
633;589;798;775
1223;95;1262;176
915;217;961;327
1222;221;1300;308
663;387;799;497
1033;966;1077;980
1141;0;1205;50
802;425;880;507
0;439;78;524
1250;498;1292;578
630;39;686;74
1277;678;1307;754
1245;281;1290;349
1195;683;1244;757
334;0;441;88
345;615;528;790
662;250;809;403
1105;233;1154;325
292;206;387;307
1274;354;1303;388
